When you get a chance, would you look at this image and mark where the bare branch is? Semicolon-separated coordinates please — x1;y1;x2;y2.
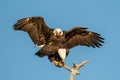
62;60;89;80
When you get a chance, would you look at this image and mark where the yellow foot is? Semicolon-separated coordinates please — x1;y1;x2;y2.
53;61;64;67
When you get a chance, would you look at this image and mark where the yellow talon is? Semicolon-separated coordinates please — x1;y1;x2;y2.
53;60;59;66
53;60;64;67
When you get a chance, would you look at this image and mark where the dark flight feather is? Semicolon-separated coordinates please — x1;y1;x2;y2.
65;27;104;48
13;16;53;45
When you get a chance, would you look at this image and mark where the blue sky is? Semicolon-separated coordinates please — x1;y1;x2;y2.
0;0;120;80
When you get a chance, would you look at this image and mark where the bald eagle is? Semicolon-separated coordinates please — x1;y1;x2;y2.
13;16;104;67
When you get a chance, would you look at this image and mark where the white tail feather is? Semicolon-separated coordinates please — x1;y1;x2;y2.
58;48;66;60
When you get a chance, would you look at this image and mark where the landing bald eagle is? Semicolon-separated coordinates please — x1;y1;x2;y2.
13;16;104;67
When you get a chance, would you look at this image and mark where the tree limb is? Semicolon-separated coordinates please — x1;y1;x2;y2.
62;60;89;80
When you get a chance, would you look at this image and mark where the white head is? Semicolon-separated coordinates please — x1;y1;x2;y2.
53;28;63;37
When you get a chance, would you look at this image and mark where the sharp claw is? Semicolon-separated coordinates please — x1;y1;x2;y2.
53;61;59;66
53;61;64;67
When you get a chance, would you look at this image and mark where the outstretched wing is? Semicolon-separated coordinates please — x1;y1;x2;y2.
13;16;53;46
65;27;104;48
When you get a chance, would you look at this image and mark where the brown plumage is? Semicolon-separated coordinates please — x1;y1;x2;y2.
14;17;53;45
65;27;104;48
13;16;104;67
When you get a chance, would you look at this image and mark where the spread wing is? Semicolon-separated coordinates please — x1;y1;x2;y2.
65;27;104;48
13;16;53;46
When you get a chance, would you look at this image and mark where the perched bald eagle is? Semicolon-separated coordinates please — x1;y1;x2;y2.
13;16;104;67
